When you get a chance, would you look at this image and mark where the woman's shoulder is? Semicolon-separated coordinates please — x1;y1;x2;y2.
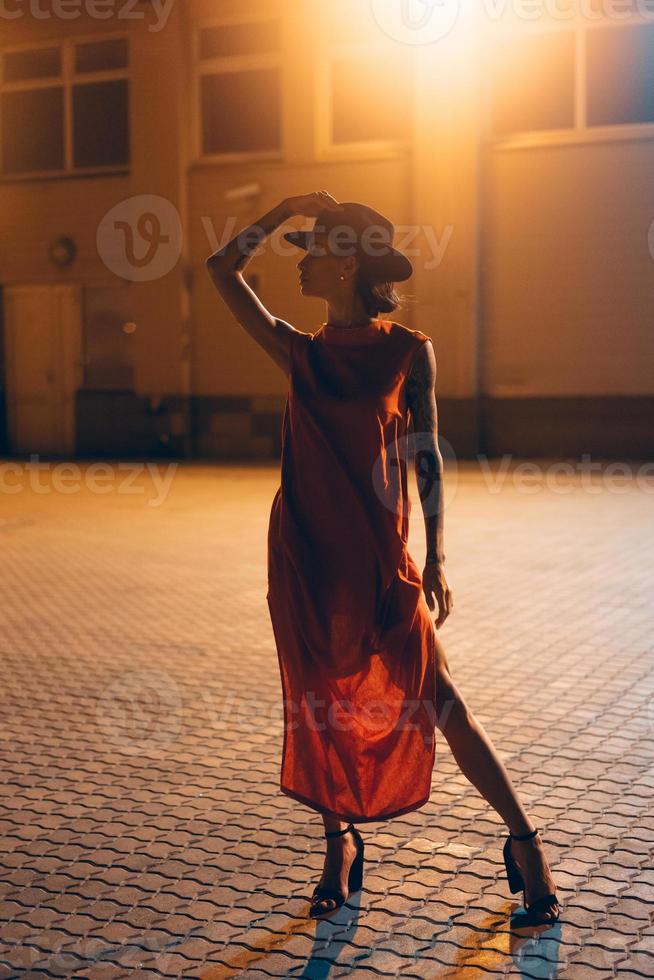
288;327;316;354
290;326;315;341
385;320;432;347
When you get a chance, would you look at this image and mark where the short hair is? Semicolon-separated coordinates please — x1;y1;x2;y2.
356;272;405;316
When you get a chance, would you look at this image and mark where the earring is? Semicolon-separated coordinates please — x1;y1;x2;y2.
339;275;345;280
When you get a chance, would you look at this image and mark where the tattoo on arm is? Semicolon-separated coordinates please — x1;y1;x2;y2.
406;340;437;434
406;340;445;561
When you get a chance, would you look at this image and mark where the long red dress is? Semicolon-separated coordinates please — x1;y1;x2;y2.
267;317;437;823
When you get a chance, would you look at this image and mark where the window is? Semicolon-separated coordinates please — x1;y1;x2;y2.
327;0;413;149
2;87;64;173
587;22;654;126
75;37;128;73
196;16;282;158
73;80;128;168
4;46;61;82
489;31;575;138
200;68;280;155
1;35;129;178
199;20;280;60
330;49;413;144
488;16;654;143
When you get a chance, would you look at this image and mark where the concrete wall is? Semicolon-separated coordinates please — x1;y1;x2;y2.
0;7;189;398
479;137;654;456
1;2;652;459
484;140;654;397
0;6;192;456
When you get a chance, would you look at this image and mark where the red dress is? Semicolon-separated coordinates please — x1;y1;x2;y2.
267;317;437;823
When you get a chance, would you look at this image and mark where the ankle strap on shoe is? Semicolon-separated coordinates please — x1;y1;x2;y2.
510;827;539;841
325;822;354;839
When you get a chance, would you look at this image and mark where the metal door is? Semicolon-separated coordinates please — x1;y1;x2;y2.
4;284;82;456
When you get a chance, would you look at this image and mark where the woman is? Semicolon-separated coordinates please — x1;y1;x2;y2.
206;190;560;926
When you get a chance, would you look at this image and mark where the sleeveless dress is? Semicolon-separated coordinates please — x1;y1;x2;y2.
267;317;437;823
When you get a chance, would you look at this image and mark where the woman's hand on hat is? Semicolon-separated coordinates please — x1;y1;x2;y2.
284;191;345;218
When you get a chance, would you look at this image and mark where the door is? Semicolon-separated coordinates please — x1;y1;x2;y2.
4;284;82;456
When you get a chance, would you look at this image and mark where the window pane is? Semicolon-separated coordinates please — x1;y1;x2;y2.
1;87;64;173
490;31;575;137
4;46;61;82
199;20;280;59
587;24;654;126
586;0;654;15
200;68;281;153
331;53;412;142
75;38;128;73
73;80;129;168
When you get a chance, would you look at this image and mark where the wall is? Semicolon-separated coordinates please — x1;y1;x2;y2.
0;7;191;456
484;140;654;396
482;137;654;455
1;3;652;459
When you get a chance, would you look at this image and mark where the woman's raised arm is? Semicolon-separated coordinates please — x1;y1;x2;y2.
205;191;343;379
205;198;296;378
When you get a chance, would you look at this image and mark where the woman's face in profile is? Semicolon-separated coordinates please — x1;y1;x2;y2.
298;231;357;300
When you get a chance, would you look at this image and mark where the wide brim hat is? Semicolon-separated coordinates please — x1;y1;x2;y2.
283;201;413;283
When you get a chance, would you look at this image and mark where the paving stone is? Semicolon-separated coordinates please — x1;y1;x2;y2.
566;942;631;973
621;950;654;975
69;966;129;980
1;461;652;980
411;941;482;971
611;974;654;980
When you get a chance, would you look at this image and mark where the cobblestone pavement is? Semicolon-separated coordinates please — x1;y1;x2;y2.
0;457;652;979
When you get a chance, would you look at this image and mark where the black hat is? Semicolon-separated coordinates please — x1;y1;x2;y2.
283;201;413;283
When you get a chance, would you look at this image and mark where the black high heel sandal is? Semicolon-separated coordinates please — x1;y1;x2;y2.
309;822;365;919
503;827;560;924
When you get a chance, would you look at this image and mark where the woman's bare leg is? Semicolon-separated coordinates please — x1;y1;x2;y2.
432;631;560;921
310;813;359;915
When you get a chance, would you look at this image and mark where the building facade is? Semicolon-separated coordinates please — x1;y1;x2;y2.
1;0;653;460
